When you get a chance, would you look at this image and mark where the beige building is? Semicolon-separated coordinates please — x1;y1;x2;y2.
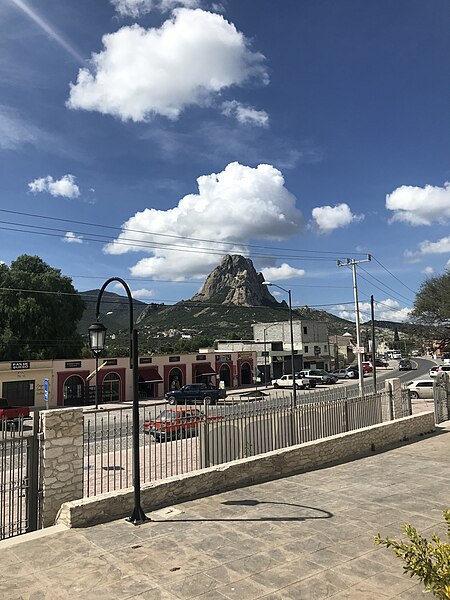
0;350;256;409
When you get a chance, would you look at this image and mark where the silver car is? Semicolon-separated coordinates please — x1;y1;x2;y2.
406;379;434;399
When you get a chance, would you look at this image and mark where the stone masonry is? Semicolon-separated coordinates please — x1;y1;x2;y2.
40;408;83;527
57;410;435;528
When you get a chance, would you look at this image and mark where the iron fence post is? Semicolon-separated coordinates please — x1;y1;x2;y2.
27;412;40;533
343;400;349;432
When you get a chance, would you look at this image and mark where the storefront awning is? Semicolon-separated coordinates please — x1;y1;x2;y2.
138;367;163;383
194;364;216;376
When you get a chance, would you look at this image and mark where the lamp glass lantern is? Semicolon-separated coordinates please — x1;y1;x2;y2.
88;321;107;356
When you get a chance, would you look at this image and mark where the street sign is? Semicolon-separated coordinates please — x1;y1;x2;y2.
44;378;49;402
352;347;365;354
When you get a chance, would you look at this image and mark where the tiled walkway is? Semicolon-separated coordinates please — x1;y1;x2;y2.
2;419;449;599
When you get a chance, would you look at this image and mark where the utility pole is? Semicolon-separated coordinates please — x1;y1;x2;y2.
371;295;377;390
337;255;372;397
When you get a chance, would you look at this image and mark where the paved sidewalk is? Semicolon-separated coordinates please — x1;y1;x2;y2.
2;421;449;599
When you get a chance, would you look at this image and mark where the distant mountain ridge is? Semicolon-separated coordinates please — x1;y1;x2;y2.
77;289;148;334
191;254;284;307
77;256;442;347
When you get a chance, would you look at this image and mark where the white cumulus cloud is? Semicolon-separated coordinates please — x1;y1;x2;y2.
104;161;303;279
28;174;80;198
406;235;450;259
386;181;450;226
221;100;269;127
111;0;200;17
311;203;363;234
332;298;411;323
422;266;434;275
67;9;268;122
131;288;154;299
62;232;83;243
261;263;305;281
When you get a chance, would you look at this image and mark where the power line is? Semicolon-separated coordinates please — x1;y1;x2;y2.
0;208;368;258
359;265;414;304
0;285;355;310
371;255;418;295
0;223;349;263
356;270;412;307
68;274;351;289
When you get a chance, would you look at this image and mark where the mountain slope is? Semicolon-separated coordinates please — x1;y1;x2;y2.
78;290;148;334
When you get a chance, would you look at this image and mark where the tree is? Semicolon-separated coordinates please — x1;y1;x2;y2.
0;255;85;360
412;272;450;324
393;328;400;345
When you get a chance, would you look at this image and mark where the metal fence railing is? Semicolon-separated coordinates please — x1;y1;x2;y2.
0;415;39;540
83;384;406;498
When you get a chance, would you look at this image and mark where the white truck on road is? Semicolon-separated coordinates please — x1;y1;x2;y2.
271;374;316;390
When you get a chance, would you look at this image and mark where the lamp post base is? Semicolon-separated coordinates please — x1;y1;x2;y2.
126;505;150;526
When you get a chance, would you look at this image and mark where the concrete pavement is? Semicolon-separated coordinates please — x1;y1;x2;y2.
1;420;449;599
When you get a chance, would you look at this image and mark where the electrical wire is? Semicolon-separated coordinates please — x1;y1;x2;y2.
371;255;418;295
358;265;414;304
0;208;368;257
0;223;351;263
0;285;355;310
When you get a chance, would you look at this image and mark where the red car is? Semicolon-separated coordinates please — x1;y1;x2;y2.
144;407;220;442
361;362;373;374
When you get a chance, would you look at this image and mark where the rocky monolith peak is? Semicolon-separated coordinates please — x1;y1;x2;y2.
190;254;286;307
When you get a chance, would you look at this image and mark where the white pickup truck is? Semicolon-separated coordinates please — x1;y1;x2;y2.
271;374;316;390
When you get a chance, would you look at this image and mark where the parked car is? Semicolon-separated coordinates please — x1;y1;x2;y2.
0;398;30;430
165;383;225;406
143;407;220;442
332;369;350;379
345;367;359;379
399;359;413;371
361;362;373;374
298;369;337;385
406;379;434;399
429;366;439;377
272;374;316;389
437;365;450;375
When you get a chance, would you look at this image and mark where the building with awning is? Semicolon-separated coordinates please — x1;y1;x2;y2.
0;348;256;408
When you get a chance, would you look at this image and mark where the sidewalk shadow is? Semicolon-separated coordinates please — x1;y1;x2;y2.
150;499;333;523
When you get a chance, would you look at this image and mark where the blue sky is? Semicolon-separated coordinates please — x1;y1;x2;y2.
1;0;450;323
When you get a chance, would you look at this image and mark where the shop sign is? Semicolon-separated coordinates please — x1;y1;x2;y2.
215;354;231;362
105;359;117;366
169;356;180;362
196;354;206;361
139;357;152;364
65;361;81;369
11;361;30;370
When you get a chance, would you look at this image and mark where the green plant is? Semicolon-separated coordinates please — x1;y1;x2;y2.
374;510;450;598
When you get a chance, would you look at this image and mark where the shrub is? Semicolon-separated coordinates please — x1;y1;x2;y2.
374;510;450;598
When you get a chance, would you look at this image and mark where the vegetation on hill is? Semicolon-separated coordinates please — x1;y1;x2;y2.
77;289;148;335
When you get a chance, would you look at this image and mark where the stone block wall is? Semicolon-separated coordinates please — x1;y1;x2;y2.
57;410;435;529
40;408;84;527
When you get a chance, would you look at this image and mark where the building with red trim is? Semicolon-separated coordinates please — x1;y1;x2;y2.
0;349;256;408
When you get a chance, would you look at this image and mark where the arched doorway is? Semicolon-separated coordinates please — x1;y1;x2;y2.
102;372;121;403
168;368;183;392
240;362;252;385
63;375;85;406
219;364;231;387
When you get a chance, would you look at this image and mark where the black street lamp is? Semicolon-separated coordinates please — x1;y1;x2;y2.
262;282;297;408
89;277;148;525
88;321;107;409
